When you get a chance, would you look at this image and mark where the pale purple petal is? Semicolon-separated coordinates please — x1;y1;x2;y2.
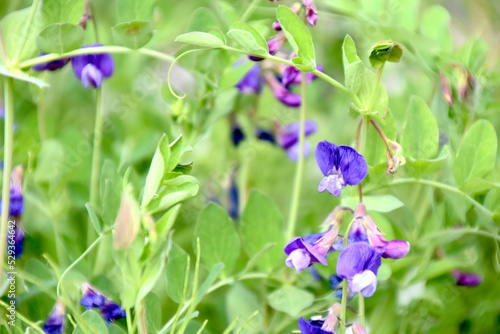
81;64;103;88
273;87;301;107
382;240;410;259
284;237;328;270
236;64;263;94
337;145;368;185
349;270;378;297
286;141;311;161
286;249;311;272
315;141;338;176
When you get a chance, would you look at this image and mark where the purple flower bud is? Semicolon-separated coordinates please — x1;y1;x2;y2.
100;300;127;323
282;65;300;87
303;0;318;26
315;141;368;196
255;128;276;143
33;53;70;72
441;75;453;105
43;301;65;334
236;64;264;94
248;32;286;61
337;242;381;297
277;120;317;161
352;323;367;334
284;237;328;272
272;20;282;31
0;166;24;217
381;240;410;259
298;317;334;334
265;75;301;107
451;270;483;287
71;44;114;89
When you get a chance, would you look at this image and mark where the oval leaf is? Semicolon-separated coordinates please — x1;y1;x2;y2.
175;31;225;48
227;22;268;55
36;23;84;54
112;20;153;49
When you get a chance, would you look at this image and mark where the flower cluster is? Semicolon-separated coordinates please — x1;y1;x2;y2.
42;301;65;334
1;166;25;258
81;283;126;323
33;43;114;89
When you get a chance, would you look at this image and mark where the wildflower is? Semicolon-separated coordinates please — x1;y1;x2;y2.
336;242;381;297
303;0;318;26
362;215;410;259
282;64;321;88
33;53;70;72
285;230;343;272
277;120;317;161
386;140;405;176
265;75;301;107
457;70;475;103
236;64;264;94
352;323;367;334
298;317;334;334
441;75;453;105
315;141;368;196
0;166;24;217
451;270;483;287
71;44;114;88
81;283;126;323
42;301;65;334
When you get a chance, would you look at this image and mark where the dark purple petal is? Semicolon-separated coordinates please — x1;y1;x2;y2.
337;242;381;280
282;65;300;87
272;20;282;31
9;182;23;216
329;274;342;290
33;53;69;71
382;240;410;259
81;64;103;88
81;291;105;309
273;87;301;107
306;8;318;26
231;125;245;147
43;302;65;334
279;120;317;150
100;300;126;323
348;219;368;244
337;145;368;186
227;173;239;219
236;64;263;94
71;54;91;79
94;53;114;78
315;141;338;176
451;270;483;287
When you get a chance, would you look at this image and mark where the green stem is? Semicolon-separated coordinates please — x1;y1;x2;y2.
313;69;362;107
364;178;493;218
359;294;365;327
18;46;175;69
88;88;102;245
126;309;133;333
286;72;307;242
0;77;14;283
56;229;109;297
10;0;40;65
369;64;384;109
0;300;45;333
340;279;348;334
241;0;260;22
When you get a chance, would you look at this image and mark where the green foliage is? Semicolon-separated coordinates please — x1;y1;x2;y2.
268;286;314;317
36;23;84;54
175;32;226;48
227;22;268;56
112;21;153;49
368;40;403;69
166;244;189;303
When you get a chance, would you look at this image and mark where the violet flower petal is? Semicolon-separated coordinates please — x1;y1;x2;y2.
337;145;368;186
349;269;378;297
382;240;410;259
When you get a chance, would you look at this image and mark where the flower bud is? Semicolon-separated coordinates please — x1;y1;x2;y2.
352;323;367;334
387;140;405;176
321;303;341;332
113;186;141;250
457;69;474;103
451;269;482;286
441;75;453;105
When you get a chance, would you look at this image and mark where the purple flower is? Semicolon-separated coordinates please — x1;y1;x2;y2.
0;166;24;217
255;127;276;143
282;64;322;88
285;237;328;272
265;75;301;107
303;0;318;26
278;120;317;161
43;301;65;334
363;216;410;259
81;283;126;323
451;270;483;287
315;141;368;196
236;64;264;94
336;242;381;297
71;44;114;88
33;53;70;72
298;317;334;334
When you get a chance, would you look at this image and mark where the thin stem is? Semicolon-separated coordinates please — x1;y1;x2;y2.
370;119;392;157
241;0;260;22
368;63;384;110
358;294;366;327
10;0;40;65
88;88;102;245
355;118;363;151
56;229;109;297
126;309;133;333
364;178;493;218
0;300;45;333
313;69;362;107
178;238;201;334
18;46;175;69
286;72;307;242
340;279;348;334
0;77;14;283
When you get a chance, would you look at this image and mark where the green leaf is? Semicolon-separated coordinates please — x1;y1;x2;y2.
1;6;41;62
195;263;225;305
268;286;314;317
454;120;498;185
342;35;361;66
165;244;189;303
188;7;220;32
85;203;102;235
72;309;108;334
145;293;162;333
276;5;316;71
368;40;403;69
240;190;284;272
144;175;200;214
116;0;156;22
405;146;449;177
195;204;241;274
175;31;225;48
408;259;460;285
41;0;85;25
136;241;168;304
226;283;264;333
227;22;268;55
0;65;48;88
400;96;439;160
342;195;404;213
460;178;500;194
420;5;452;52
112;21;153;49
218;61;254;90
36;23;84;54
